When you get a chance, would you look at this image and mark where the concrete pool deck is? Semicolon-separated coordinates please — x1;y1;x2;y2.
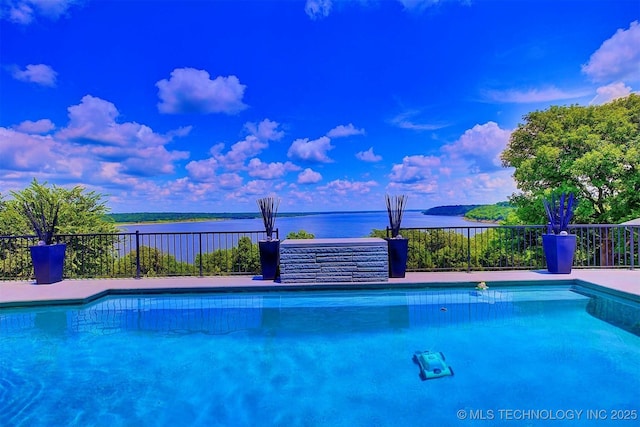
0;269;638;308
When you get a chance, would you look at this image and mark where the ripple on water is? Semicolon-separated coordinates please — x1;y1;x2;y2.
0;366;44;426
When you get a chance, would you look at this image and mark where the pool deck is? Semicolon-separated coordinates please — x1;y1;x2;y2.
0;269;638;308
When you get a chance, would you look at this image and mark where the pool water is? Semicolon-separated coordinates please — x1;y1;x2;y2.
1;285;639;426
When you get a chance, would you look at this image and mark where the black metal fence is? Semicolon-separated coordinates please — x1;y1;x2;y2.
394;224;638;272
0;229;277;280
0;224;637;281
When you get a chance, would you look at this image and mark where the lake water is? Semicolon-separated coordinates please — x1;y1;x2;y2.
119;211;477;238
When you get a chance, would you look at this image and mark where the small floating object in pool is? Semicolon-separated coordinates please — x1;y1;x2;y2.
412;350;454;381
440;307;447;312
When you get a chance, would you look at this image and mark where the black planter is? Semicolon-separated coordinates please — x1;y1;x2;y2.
542;234;576;274
386;238;409;278
30;243;66;284
258;240;280;280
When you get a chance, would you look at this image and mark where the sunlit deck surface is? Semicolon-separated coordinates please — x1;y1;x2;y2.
1;270;638;308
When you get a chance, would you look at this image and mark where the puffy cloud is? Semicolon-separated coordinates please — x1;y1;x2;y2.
186;158;219;182
247;158;299;179
326;123;365;138
298;168;322;184
305;0;332;20
356;147;382;162
216;119;284;171
482;86;590;103
2;0;76;24
582;21;640;83
156;68;247;114
590;82;634;105
13;119;55;134
244;119;284;142
441;122;511;172
0;127;59;171
57;95;183;149
11;64;57;86
287;136;334;163
52;95;189;176
218;173;243;189
389;155;440;183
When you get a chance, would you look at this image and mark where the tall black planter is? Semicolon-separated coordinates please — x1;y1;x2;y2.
386;238;409;278
542;234;576;274
259;240;280;280
30;243;66;284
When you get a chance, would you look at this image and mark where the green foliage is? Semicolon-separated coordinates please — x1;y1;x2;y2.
422;205;481;216
464;203;514;223
286;230;315;239
501;94;640;224
1;179;120;278
10;179;61;244
107;212;260;223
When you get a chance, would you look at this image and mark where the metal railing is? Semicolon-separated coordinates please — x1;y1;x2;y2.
1;224;637;281
0;229;277;280
394;224;638;272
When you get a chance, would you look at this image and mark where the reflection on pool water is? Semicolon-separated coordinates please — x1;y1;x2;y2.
1;285;639;426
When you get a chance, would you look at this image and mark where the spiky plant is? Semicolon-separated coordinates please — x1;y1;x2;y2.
385;194;407;238
11;179;61;245
543;193;576;234
257;196;280;240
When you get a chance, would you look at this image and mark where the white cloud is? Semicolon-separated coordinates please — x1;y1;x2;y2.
441;121;511;172
156;68;247;114
356;147;382;162
2;0;76;24
52;95;189;176
389;155;440;183
482;86;590;104
13;119;55;134
298;168;322;184
216;119;284;171
287;136;334;163
582;21;640;83
590;82;634;105
218;173;243;189
57;95;181;149
247;158;299;179
0;127;59;171
11;64;57;86
186;158;219;182
305;0;332;20
326;123;365;138
244;119;285;142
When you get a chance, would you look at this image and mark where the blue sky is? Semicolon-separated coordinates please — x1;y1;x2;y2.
1;0;638;213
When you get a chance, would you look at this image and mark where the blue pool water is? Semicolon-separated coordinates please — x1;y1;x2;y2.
1;285;639;426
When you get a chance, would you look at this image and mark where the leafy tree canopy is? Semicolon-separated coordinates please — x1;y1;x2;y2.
1;179;118;237
501;94;640;224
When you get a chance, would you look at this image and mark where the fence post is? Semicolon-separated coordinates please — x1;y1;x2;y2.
467;228;471;273
632;226;636;270
199;233;203;277
135;230;141;279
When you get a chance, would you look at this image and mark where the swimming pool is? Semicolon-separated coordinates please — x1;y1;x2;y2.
1;285;638;426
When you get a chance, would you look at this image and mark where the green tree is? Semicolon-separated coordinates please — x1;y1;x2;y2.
0;179;120;278
501;94;640;224
286;229;315;239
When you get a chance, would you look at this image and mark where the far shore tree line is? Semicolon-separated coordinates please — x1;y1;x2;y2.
1;94;638;278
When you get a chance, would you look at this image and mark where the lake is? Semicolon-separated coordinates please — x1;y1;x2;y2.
119;211;477;238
